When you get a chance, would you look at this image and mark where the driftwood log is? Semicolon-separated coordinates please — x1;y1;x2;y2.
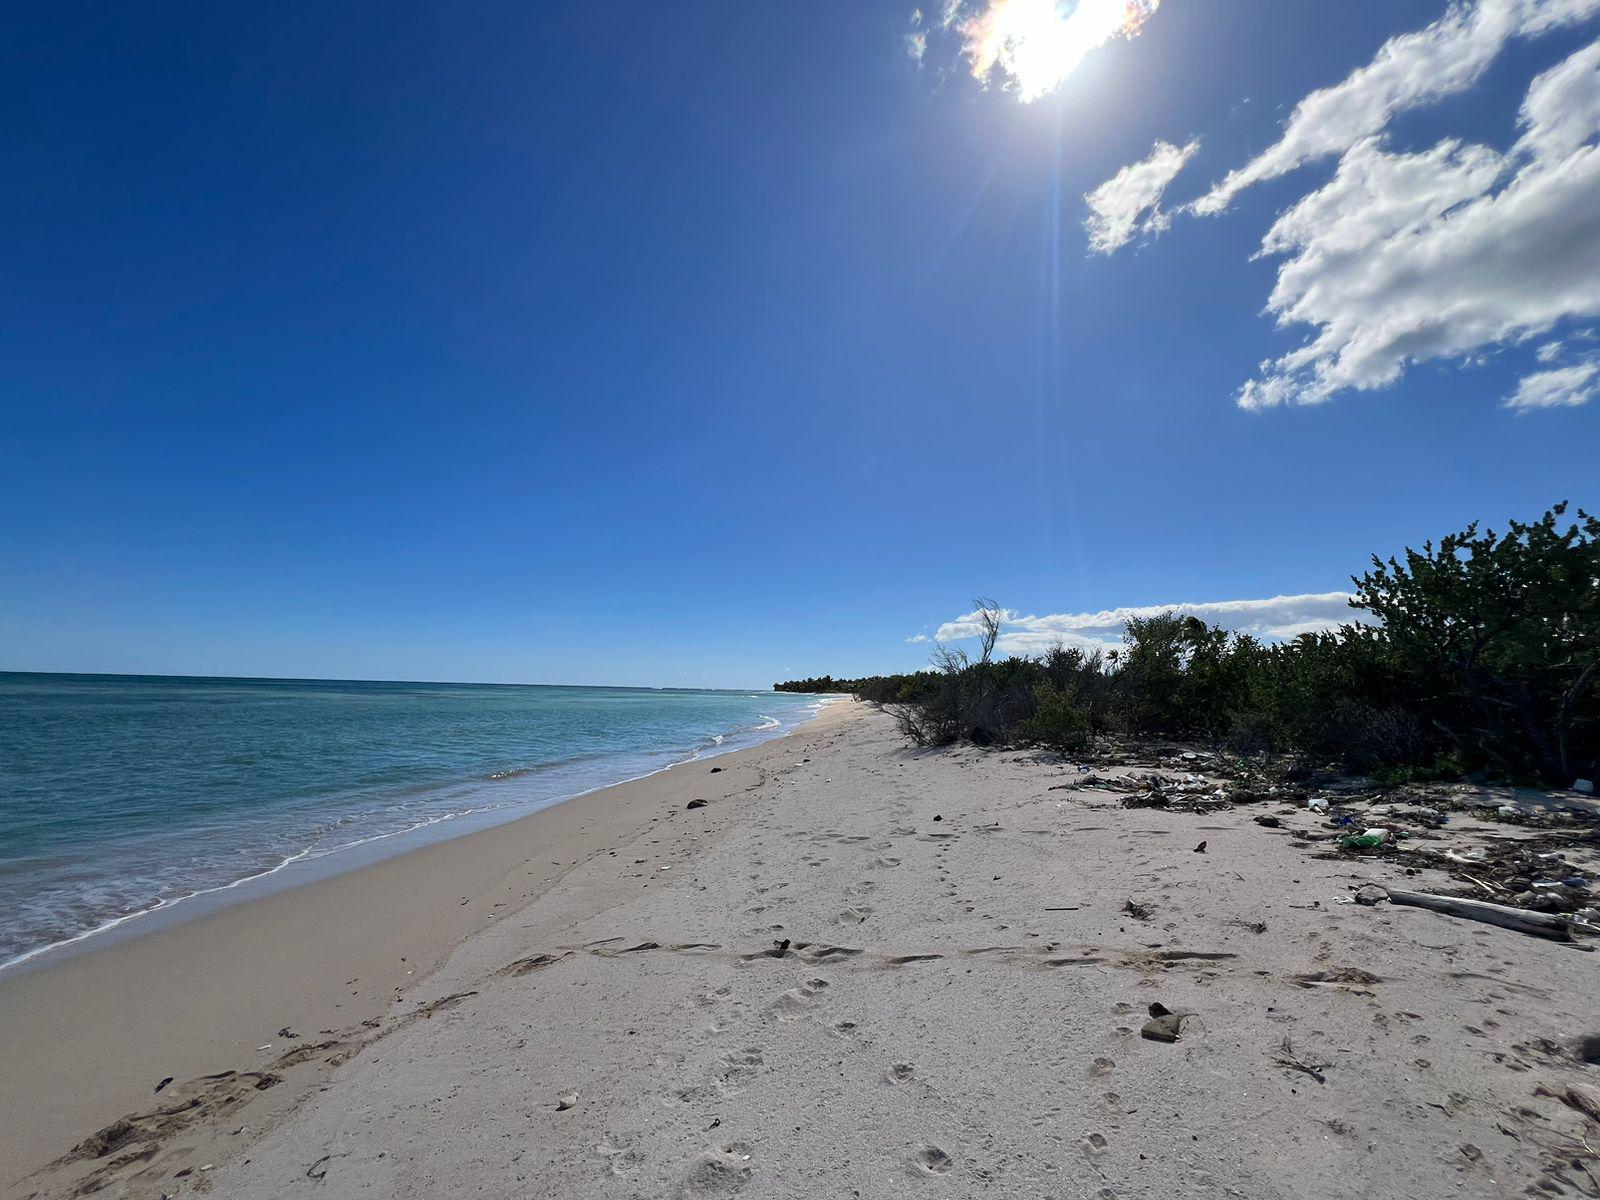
1378;887;1578;940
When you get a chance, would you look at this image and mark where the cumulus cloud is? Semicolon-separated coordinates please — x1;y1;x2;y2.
1238;36;1600;409
926;592;1366;657
1536;340;1566;362
1505;361;1600;408
1083;138;1199;253
1193;0;1600;215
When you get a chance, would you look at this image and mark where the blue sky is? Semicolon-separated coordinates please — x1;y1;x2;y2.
3;0;1597;687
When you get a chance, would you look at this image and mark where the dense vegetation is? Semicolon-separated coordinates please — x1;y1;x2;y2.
776;504;1600;786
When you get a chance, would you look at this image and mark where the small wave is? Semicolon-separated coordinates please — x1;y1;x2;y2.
1;694;834;975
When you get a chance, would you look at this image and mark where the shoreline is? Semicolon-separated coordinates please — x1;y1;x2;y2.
0;697;837;980
9;704;1600;1199
0;701;858;1189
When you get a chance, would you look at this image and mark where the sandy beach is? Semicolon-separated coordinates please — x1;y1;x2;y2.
6;702;1600;1199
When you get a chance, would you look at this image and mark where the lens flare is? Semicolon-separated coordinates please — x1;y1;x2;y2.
959;0;1161;101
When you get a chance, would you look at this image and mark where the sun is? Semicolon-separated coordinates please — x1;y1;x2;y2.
961;0;1162;102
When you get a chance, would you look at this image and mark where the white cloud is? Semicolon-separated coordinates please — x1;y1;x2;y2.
905;633;931;644
927;591;1365;656
1083;138;1199;253
1505;361;1600;408
1192;0;1600;215
1238;36;1600;409
1536;340;1566;362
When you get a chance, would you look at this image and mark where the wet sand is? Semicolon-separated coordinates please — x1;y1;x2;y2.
7;704;1600;1199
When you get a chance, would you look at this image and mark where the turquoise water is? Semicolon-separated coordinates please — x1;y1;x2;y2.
0;673;827;969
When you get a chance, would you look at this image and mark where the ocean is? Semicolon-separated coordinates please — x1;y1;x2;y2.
0;673;829;971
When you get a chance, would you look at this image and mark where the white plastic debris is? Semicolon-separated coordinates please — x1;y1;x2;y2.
1306;796;1330;812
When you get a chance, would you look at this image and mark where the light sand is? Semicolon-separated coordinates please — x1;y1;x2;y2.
7;704;1600;1199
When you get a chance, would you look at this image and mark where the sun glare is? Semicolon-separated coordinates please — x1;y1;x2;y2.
961;0;1161;101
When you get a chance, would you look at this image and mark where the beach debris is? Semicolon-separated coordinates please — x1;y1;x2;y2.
1122;899;1153;921
933;814;942;822
1536;1083;1600;1125
1254;815;1281;828
1140;1002;1194;1043
500;952;569;977
153;1077;173;1094
1339;828;1391;851
1306;796;1330;812
1293;967;1382;993
1193;840;1207;854
1273;1038;1332;1084
1578;1034;1600;1065
278;1026;299;1039
1576;779;1595;795
709;766;723;773
555;1093;578;1112
686;799;708;810
1360;886;1586;941
306;1154;332;1181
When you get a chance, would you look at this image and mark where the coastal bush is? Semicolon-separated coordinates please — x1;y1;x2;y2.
775;503;1600;785
1022;685;1092;753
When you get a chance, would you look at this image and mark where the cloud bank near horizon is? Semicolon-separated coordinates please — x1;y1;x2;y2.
922;591;1368;657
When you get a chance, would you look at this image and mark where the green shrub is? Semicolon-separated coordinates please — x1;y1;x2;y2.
1022;685;1092;753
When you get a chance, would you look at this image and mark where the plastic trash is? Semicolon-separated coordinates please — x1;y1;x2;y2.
1307;796;1330;812
1576;779;1596;795
1340;827;1390;850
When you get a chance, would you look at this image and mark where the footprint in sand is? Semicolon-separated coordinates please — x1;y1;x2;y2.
595;1134;645;1178
713;1047;765;1096
1088;1057;1115;1079
908;1145;954;1176
681;1142;755;1198
768;979;830;1020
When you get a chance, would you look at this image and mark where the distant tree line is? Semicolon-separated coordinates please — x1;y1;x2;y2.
776;504;1600;787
